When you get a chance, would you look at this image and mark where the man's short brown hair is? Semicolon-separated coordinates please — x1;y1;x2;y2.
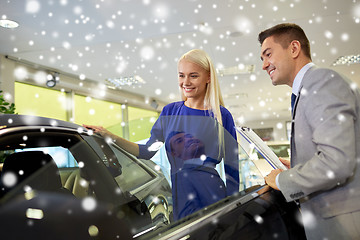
258;23;312;60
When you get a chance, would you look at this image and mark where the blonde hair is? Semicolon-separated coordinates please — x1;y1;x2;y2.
178;49;224;126
178;49;226;161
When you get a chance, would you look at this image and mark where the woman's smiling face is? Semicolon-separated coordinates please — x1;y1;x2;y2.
178;59;209;102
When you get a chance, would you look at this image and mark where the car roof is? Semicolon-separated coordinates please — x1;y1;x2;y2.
0;114;84;131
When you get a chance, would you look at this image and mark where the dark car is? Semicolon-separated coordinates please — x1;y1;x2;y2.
0;114;305;239
0;114;172;239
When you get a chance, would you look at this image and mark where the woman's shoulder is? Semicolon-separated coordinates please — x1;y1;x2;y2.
161;101;184;115
219;105;236;128
219;105;232;118
219;106;236;137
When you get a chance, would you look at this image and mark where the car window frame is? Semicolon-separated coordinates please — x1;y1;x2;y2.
0;127;128;205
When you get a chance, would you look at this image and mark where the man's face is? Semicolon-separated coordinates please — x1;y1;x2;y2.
169;133;205;160
260;36;294;87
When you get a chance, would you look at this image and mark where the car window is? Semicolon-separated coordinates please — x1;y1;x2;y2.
82;134;155;192
109;144;154;192
238;145;266;191
80;134;172;232
0;130;113;202
15;146;78;168
127;115;277;224
236;134;269;190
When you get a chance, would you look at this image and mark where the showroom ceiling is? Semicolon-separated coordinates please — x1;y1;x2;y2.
0;0;359;124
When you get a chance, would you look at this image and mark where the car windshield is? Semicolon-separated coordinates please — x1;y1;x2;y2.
0;115;283;238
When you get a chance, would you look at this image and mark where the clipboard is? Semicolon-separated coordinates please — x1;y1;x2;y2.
236;126;287;170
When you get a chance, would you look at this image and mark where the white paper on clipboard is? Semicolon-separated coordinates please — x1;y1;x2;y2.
236;127;287;170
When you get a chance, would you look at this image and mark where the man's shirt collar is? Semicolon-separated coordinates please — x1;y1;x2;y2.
292;62;315;95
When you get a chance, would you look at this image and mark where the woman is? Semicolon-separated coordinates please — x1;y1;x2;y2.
84;49;239;220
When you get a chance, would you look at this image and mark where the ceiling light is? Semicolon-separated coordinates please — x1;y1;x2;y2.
0;19;19;29
197;22;213;35
46;72;59;88
217;64;255;76
150;99;158;109
332;54;360;66
105;75;146;88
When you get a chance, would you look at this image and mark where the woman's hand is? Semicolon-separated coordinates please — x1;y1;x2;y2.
83;124;140;157
83;124;109;136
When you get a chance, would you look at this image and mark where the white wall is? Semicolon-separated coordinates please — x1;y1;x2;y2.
0;55;16;103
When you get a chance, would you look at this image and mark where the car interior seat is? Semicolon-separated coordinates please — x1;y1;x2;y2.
60;168;90;198
0;151;73;197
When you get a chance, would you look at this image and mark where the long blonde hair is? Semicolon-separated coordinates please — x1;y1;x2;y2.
178;49;226;162
178;49;224;126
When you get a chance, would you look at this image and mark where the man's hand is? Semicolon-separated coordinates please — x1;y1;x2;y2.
279;157;290;169
264;169;283;190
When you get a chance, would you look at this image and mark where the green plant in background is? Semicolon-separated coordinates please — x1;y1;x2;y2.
0;90;16;114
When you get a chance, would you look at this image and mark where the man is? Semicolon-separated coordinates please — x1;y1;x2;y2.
167;131;206;161
166;131;227;220
259;23;360;239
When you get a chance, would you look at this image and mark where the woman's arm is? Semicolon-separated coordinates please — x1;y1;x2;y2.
83;124;139;157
